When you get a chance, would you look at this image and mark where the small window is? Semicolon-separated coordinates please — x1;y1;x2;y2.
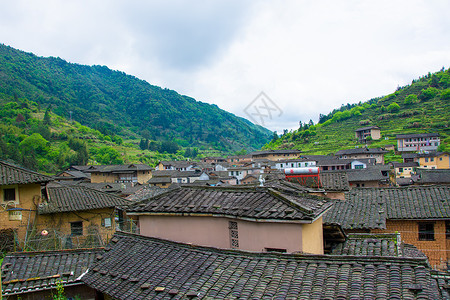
229;221;239;249
425;158;429;162
430;158;434;162
418;222;434;241
399;168;404;172
71;222;83;236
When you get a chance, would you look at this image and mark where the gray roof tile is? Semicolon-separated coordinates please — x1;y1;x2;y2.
81;232;443;299
0;160;52;185
126;184;331;221
1;248;103;296
39;184;132;214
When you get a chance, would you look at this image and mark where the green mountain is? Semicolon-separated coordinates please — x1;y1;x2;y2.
0;44;271;152
265;68;450;160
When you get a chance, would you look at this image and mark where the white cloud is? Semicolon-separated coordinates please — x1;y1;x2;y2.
1;0;449;133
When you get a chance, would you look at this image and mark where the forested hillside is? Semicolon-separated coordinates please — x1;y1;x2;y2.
0;44;271;152
265;68;450;158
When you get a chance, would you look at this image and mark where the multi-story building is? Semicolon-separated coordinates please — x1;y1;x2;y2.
355;126;381;143
396;133;440;152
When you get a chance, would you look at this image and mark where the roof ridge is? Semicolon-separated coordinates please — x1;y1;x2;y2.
112;231;430;265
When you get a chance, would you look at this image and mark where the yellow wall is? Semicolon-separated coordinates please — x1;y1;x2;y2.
90;170;152;184
35;208;118;246
301;216;324;254
0;184;42;245
419;153;450;169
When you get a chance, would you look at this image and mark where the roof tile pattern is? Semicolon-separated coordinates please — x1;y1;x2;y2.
40;185;132;214
1;248;103;296
81;232;443;299
324;186;450;229
0;160;52;185
330;234;426;258
127;185;331;221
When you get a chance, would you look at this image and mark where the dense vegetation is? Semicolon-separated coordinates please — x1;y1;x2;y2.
265;68;450;161
0;96;200;173
0;44;271;153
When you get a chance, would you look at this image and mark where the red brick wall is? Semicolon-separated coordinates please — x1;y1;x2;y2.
372;220;448;270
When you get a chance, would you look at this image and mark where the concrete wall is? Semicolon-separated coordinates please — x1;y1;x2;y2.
419;154;450;169
138;215;317;253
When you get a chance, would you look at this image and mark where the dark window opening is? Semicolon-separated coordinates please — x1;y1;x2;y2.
265;248;287;253
71;221;83;236
418;222;434;241
3;188;16;202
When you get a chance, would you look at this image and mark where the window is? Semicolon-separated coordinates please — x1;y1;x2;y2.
70;221;83;236
399;168;403;172
9;210;22;221
430;158;434;162
3;188;16;203
229;221;239;249
425;158;429;162
418;223;434;241
355;165;364;169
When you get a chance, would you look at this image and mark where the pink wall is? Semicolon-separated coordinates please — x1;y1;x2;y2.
139;215;305;253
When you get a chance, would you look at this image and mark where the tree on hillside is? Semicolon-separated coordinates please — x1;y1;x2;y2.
43;106;52;125
387;102;400;113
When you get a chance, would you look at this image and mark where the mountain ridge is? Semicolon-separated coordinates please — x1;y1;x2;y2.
0;43;271;152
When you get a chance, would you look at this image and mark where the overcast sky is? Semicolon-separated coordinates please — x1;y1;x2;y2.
1;0;449;132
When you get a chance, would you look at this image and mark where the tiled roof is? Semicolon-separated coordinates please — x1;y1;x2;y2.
335;147;387;156
83;164;152;173
159;161;194;168
126;186;168;201
1;248;103;296
391;162;419;168
0;160;52;185
126;185;332;222
148;176;172;184
346;166;390;182
396;133;440;139
324;186;450;229
417;151;448;158
330;233;426;258
76;182;143;195
319;172;350;191
56;170;91;179
355;126;380;132
39;184;132;214
414;169;450;184
81;231;443;300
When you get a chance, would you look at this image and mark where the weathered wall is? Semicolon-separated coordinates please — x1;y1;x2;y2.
5;284;96;300
35;208;118;247
372;220;448;270
0;184;41;245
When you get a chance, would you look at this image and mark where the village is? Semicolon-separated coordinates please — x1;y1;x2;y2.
1;128;449;299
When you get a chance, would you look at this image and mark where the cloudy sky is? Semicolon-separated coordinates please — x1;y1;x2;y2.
1;0;449;132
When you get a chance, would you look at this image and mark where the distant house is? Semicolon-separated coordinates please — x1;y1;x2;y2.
80;231;446;299
126;184;332;254
81;164;152;184
157;160;195;171
54;169;90;182
228;166;262;184
202;156;227;164
355;126;381;143
345;165;391;188
335;147;387;164
1;248;101;299
251;149;302;161
302;155;376;171
227;154;252;166
396;133;440;152
274;159;316;170
324;185;450;269
391;161;419;179
36;184;132;248
417;151;450;169
0;160;52;247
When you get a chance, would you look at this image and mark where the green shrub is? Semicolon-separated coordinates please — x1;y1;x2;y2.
387;102;400;113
